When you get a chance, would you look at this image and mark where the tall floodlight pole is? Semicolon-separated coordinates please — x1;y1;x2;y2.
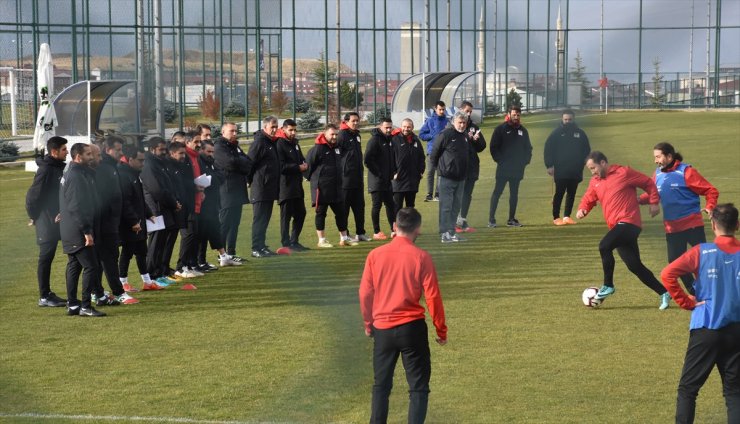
689;0;694;109
136;0;144;103
425;0;430;73
336;0;341;122
154;0;164;134
600;0;604;110
705;0;710;106
446;0;451;71
493;0;498;108
477;7;485;100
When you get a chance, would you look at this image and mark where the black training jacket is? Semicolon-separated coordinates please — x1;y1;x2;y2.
276;132;306;203
247;130;281;203
25;154;65;244
59;163;100;254
213;136;252;208
430;127;469;181
391;131;426;193
364;128;394;193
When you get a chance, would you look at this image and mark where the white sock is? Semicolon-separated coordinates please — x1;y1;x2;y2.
119;277;128;284
319;237;326;243
141;273;151;283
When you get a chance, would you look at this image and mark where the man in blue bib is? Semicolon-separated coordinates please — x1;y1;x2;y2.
661;203;740;424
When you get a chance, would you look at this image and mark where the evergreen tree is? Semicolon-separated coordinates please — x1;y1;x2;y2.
506;89;522;110
569;50;592;102
651;57;667;109
312;51;334;110
366;104;391;124
297;109;323;131
339;81;363;109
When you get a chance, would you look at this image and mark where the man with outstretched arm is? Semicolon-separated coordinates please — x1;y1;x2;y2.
576;150;672;309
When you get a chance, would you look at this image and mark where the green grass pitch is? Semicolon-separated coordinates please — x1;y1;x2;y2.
0;110;738;423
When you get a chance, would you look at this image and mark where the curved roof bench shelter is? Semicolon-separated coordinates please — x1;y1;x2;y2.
25;80;140;172
391;72;484;130
53;80;140;144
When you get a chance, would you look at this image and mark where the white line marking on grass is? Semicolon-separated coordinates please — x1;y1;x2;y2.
0;412;278;424
0;177;33;182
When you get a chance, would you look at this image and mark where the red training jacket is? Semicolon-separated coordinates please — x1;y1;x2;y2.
359;236;447;340
578;164;659;229
186;147;204;214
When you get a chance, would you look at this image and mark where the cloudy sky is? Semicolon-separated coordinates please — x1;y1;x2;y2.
1;0;738;80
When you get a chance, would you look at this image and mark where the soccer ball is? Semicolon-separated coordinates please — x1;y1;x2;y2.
582;287;603;308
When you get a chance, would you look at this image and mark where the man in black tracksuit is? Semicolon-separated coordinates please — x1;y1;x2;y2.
543;109;591;225
457;101;487;232
166;142;192;277
59;143;105;317
92;136;131;305
275;118;308;251
247;116;281;257
26;136;68;307
489;105;533;228
430;112;470;242
390;119;426;216
214;122;252;261
118;144;157;291
198;140;239;267
364;118;396;239
305;124;356;248
141;137;182;283
337;112;368;241
173;135;199;275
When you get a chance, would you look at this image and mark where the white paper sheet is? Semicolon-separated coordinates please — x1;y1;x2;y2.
194;174;212;188
146;215;166;233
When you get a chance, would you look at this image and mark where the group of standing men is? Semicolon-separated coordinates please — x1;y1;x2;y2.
25;125;248;316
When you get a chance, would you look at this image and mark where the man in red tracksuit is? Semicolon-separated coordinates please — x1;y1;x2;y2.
359;207;447;424
576;151;672;309
639;142;718;295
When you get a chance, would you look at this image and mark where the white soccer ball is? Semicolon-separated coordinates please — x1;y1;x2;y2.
582;287;602;308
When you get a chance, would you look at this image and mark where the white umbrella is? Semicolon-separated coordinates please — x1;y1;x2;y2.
32;43;57;153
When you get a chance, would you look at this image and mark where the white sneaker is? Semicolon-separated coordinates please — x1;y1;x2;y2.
187;267;205;277
175;269;198;278
317;239;334;248
219;255;242;266
116;293;140;305
339;237;358;247
91;291;111;303
356;234;372;242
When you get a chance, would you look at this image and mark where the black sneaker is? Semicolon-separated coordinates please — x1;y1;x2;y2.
424;194;433;202
251;249;275;258
200;263;219;271
66;305;80;316
507;218;523;227
39;292;67;307
290;242;310;252
79;307;106;317
194;264;211;273
230;255;245;263
96;295;121;307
